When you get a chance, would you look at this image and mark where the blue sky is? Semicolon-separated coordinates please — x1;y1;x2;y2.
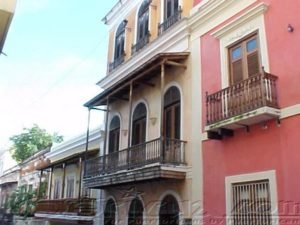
0;0;118;148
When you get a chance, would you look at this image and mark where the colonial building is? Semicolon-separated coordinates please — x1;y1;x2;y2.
35;128;102;225
197;1;300;225
0;0;17;54
83;0;202;225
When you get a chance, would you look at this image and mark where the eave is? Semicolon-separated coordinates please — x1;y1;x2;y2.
85;52;189;107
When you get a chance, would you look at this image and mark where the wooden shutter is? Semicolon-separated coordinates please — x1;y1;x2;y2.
232;59;244;84
247;51;260;76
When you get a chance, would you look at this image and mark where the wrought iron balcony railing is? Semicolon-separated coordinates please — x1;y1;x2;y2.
35;198;96;216
131;32;150;55
206;72;279;125
158;7;182;36
84;137;186;178
108;52;125;73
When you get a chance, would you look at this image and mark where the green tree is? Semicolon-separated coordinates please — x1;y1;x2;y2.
6;185;37;218
10;124;63;163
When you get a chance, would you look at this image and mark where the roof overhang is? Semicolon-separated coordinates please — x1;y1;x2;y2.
0;0;17;53
85;52;189;107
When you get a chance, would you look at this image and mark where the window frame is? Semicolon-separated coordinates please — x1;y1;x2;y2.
164;0;179;20
225;170;278;225
164;86;181;140
228;32;261;85
131;103;147;146
108;116;121;154
137;0;150;43
114;20;127;61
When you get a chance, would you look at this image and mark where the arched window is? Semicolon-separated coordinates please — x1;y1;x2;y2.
134;0;150;53
109;116;120;153
114;20;127;61
128;198;144;225
132;103;147;145
159;195;180;225
164;86;181;140
164;0;179;20
104;199;116;225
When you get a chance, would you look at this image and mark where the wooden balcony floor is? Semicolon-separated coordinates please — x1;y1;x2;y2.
84;164;186;189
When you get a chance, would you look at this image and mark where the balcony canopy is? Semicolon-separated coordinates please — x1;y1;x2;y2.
84;52;189;107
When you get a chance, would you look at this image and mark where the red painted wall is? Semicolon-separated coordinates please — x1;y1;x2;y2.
201;0;300;224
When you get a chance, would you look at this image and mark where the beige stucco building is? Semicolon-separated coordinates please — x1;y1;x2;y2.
35;128;103;225
83;1;202;225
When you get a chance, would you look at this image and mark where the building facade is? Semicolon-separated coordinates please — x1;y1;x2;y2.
197;1;300;225
35;128;102;225
84;0;300;225
83;0;202;225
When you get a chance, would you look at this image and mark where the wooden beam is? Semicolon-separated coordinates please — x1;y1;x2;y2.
165;60;187;69
136;81;155;87
110;96;129;101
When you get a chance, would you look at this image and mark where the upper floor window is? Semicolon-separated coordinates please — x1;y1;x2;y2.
137;0;150;41
229;33;261;85
164;86;181;140
114;20;127;61
66;175;75;198
109;116;120;154
165;0;179;20
53;178;61;199
132;0;150;54
159;0;181;35
132;103;147;146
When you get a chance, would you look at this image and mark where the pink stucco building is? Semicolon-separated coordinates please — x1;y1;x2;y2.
197;1;300;225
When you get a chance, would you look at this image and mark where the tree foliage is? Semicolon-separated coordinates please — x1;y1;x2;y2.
10;124;63;163
6;185;37;218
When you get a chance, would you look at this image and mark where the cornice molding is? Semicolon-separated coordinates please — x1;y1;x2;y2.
46;128;103;162
211;2;268;39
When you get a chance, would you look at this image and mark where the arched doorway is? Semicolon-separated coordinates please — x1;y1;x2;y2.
128;198;144;225
159;195;180;225
132;103;147;146
109;116;120;154
104;199;116;225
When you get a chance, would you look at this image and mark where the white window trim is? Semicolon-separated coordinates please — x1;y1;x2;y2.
211;2;269;88
225;170;278;225
65;173;76;199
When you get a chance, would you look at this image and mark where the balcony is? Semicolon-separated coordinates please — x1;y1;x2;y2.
131;32;150;55
35;198;96;219
108;52;125;72
158;7;182;36
84;138;187;188
205;72;280;138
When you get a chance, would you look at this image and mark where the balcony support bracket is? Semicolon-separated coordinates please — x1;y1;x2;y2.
219;128;234;137
207;131;223;140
